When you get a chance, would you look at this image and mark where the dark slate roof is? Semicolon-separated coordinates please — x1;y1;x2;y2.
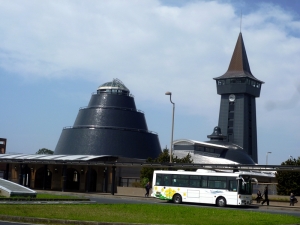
214;32;264;83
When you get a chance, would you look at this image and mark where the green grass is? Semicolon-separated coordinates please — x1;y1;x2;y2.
0;204;299;225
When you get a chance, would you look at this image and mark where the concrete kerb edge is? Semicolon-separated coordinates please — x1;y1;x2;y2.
0;215;164;225
258;205;300;211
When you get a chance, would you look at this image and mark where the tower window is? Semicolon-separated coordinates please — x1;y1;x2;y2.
240;78;246;83
236;78;245;83
217;80;225;85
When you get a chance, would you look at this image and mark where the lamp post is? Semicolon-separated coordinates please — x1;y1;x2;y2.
165;91;175;163
266;151;272;165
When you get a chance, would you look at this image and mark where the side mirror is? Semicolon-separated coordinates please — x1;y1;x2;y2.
251;178;258;185
236;177;246;185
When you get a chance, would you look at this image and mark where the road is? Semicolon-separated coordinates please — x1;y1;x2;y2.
88;194;300;217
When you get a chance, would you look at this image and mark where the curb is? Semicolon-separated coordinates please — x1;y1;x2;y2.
0;201;96;205
0;198;90;201
0;215;163;225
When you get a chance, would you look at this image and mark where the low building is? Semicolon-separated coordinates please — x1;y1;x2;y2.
173;126;255;164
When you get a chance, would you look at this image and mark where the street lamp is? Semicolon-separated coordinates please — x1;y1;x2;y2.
266;152;272;165
165;91;175;163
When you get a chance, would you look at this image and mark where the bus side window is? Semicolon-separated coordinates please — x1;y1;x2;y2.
207;176;227;189
190;180;200;188
229;180;237;191
163;174;171;186
156;174;162;186
201;180;208;188
189;175;201;188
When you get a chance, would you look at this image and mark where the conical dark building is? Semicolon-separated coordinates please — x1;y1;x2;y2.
54;78;162;159
213;32;264;163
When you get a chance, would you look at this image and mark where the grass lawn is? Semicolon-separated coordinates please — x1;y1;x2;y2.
0;204;299;225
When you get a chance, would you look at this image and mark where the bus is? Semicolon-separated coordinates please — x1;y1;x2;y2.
151;169;255;207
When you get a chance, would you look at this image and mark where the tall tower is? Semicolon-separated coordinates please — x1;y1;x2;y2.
213;33;264;163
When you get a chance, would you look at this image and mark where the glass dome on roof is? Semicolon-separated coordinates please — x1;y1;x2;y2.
98;78;129;92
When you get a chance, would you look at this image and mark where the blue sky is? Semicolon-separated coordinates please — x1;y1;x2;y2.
0;0;299;165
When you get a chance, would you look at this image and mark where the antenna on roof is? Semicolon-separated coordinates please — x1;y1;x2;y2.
240;10;242;33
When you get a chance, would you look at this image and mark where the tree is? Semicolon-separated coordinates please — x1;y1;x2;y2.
140;147;193;186
36;148;54;155
276;156;300;196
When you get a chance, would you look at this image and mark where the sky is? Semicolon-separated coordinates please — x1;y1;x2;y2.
0;0;299;165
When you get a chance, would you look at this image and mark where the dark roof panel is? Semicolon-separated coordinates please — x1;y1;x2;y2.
214;33;264;83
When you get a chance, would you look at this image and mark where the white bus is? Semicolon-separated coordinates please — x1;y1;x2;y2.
151;169;255;207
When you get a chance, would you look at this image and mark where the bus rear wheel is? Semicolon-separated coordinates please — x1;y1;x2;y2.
216;197;226;207
173;194;182;204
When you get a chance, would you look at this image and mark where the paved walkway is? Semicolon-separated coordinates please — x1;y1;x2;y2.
252;201;300;210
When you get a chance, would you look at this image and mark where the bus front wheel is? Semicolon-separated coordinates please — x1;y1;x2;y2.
216;197;226;207
173;194;182;204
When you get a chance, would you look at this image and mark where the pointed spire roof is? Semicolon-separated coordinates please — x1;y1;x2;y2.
214;32;263;83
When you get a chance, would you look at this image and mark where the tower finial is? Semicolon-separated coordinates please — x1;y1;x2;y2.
240;10;242;33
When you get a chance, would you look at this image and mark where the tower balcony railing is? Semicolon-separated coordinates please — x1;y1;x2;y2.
79;106;144;114
92;91;135;98
63;125;158;135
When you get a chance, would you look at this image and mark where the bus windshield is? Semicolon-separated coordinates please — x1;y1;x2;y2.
238;175;252;195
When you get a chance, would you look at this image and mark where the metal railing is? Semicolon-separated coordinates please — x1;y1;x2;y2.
91;92;135;98
79;106;144;114
63;125;157;135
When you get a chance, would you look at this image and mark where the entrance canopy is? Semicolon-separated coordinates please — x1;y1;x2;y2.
0;154;299;172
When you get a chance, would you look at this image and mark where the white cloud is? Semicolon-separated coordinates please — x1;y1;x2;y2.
0;0;299;163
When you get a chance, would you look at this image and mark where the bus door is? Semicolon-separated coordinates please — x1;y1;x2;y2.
153;173;172;199
187;175;201;202
199;176;213;204
227;178;238;205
